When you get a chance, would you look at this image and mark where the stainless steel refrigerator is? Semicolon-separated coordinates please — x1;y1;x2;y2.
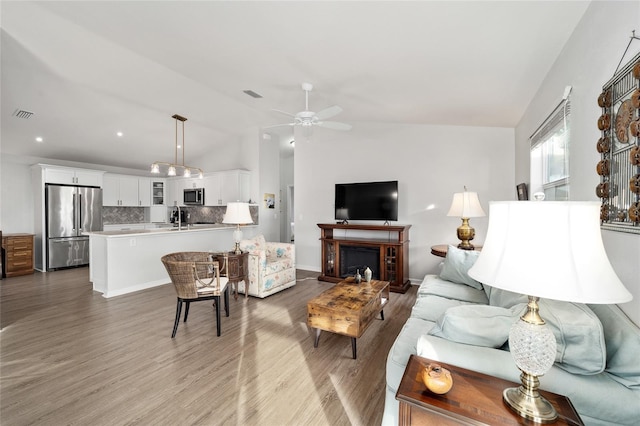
46;184;102;270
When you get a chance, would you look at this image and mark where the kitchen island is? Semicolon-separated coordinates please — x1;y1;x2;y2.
86;225;257;298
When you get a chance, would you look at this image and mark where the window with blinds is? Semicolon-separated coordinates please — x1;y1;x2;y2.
530;100;571;201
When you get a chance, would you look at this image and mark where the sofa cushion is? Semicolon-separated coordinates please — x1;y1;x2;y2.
418;274;488;304
485;286;529;308
428;304;514;348
536;299;606;375
264;258;293;275
486;296;607;375
439;245;483;290
411;295;474;323
239;234;266;252
589;303;640;388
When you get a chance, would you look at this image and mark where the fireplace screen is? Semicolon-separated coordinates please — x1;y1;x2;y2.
339;245;379;279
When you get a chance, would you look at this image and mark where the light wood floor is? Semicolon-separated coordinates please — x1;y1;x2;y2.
1;268;417;425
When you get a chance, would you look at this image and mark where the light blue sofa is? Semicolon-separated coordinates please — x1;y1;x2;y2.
382;268;640;425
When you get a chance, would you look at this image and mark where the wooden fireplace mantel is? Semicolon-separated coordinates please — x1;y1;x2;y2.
317;223;411;293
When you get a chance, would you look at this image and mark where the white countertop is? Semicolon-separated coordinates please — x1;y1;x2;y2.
86;224;243;237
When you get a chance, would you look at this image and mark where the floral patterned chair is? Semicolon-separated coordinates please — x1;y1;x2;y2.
238;235;296;298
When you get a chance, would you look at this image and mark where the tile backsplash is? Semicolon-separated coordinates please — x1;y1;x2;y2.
103;205;258;225
103;207;145;224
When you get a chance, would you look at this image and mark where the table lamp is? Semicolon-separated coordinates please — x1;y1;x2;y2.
446;188;486;250
468;201;632;423
223;202;253;254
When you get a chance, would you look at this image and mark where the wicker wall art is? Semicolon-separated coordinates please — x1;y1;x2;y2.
598;49;640;234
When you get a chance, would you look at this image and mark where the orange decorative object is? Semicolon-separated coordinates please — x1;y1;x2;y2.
422;363;453;394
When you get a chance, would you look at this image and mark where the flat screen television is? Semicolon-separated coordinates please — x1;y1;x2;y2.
335;180;398;222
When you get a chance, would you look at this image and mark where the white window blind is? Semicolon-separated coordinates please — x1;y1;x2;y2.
530;99;571;201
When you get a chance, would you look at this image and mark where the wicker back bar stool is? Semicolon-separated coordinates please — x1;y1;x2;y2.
161;252;230;337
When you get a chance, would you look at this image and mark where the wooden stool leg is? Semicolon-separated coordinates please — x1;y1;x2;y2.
172;299;183;338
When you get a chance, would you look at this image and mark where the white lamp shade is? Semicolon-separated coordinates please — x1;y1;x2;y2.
468;201;632;304
447;192;486;218
223;202;253;225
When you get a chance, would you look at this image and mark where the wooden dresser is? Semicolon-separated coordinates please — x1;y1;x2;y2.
2;233;35;277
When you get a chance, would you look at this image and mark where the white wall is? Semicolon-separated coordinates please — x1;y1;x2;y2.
294;122;514;282
280;154;294;243
257;134;281;242
514;1;640;324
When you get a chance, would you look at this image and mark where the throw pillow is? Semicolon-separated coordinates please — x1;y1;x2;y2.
527;299;606;375
428;304;517;348
439;245;483;290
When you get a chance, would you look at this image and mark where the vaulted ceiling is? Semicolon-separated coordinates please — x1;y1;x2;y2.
1;1;590;171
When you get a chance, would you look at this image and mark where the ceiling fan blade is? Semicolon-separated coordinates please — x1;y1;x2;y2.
315;105;343;120
262;123;295;130
318;121;352;131
271;109;297;118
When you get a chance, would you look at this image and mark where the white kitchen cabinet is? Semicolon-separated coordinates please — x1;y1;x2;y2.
138;178;151;207
103;174;140;206
151;180;165;206
203;173;222;205
220;170;250;204
41;165;104;187
165;179;182;207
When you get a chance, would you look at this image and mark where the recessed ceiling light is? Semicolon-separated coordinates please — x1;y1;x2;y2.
290;140;295;147
116;131;123;137
35;137;43;143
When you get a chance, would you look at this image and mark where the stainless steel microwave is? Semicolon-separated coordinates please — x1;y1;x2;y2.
184;188;205;205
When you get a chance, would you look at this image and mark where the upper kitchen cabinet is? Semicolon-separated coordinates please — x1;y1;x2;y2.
164;169;250;206
36;164;104;187
138;178;151;206
152;180;165;206
220;170;250;204
103;174;142;207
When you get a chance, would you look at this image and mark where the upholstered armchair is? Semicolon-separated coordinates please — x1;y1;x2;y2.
238;235;296;298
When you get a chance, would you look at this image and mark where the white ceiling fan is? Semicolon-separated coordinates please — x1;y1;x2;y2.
266;82;352;132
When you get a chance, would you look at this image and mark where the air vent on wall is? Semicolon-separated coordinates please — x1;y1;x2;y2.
13;109;34;119
243;90;263;99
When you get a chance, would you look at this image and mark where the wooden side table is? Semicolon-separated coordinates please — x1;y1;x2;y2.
396;355;583;425
215;251;248;300
431;244;482;258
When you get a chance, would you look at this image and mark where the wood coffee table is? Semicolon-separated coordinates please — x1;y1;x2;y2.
307;277;390;359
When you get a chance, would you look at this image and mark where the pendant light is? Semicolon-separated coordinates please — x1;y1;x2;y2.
151;114;204;178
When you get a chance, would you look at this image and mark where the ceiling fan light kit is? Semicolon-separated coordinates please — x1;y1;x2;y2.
266;82;352;133
151;114;204;179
